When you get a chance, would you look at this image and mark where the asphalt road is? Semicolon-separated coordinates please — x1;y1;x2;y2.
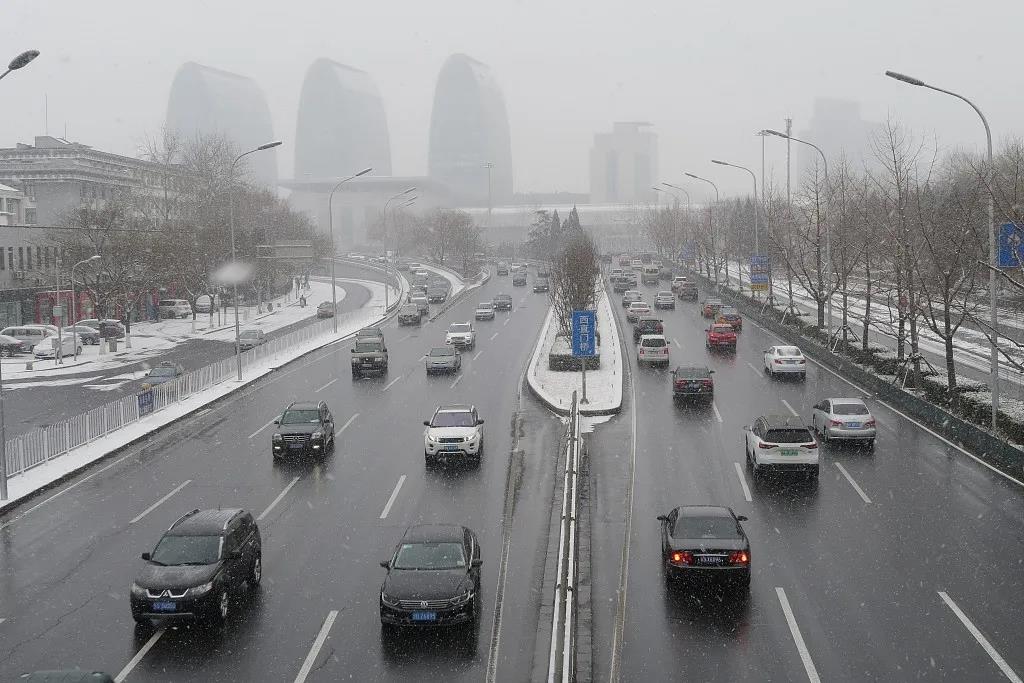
0;270;374;439
0;268;563;682
590;276;1024;682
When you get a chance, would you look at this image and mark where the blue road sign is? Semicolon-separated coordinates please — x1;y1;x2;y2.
571;310;597;357
999;223;1023;268
749;254;770;291
138;389;154;416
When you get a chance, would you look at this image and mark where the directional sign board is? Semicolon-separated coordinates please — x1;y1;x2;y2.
571;310;597;357
749;255;770;291
998;223;1023;268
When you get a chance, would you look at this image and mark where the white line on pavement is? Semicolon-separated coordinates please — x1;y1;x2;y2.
248;416;278;440
419;354;427;361
398;333;412;342
775;587;821;683
673;338;681;348
745;360;761;375
490;332;499;340
314;378;338;393
337;413;359;434
0;618;6;625
380;475;406;519
834;463;872;504
473;350;483;361
294;610;339;683
114;627;165;683
130;480;192;524
781;399;799;417
382;376;403;391
938;591;1022;683
450;375;463;389
712;401;724;423
609;368;639;680
257;476;301;521
503;318;510;326
733;462;752;502
196;408;212;417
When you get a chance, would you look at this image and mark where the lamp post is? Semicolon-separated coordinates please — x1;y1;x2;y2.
765;129;832;338
662;183;692;211
71;255;101;360
653;186;681;209
885;70;1000;430
230;141;282;380
711;159;759;254
327;167;373;333
686;172;720;290
383;187;416;310
484;162;495;226
0;49;39;82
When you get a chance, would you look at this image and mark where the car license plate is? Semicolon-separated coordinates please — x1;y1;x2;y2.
289;443;304;450
696;556;723;565
412;611;437;622
847;422;861;429
152;601;176;612
780;448;798;456
442;445;460;451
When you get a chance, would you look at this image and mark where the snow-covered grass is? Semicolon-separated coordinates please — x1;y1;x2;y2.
527;285;623;415
420;263;466;297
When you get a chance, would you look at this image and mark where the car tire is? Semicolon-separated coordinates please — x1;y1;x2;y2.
211;588;230;626
249;553;262;588
424;450;434;466
352;370;360;379
866;438;876;451
808;466;820;480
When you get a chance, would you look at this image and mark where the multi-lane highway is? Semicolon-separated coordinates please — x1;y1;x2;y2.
0;267;564;682
590;275;1024;682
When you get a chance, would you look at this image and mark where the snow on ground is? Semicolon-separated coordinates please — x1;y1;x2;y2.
420;263;466;297
0;278;401;513
527;285;623;414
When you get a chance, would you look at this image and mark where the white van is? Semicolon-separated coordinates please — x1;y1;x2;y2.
641;265;660;285
158;299;193;319
0;325;56;351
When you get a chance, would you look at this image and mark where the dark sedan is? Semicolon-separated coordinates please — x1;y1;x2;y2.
657;505;750;589
0;334;27;357
380;524;482;631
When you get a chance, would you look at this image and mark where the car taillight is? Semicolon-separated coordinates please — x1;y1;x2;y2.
829;419;843;427
774;358;783;364
702;379;713;387
758;442;776;449
639;348;645;355
797;359;805;364
728;551;750;566
865;419;876;427
804;442;818;449
670;551;693;566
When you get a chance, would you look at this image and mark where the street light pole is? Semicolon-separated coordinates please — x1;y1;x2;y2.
0;49;39;82
382;187;416;311
711;159;759;254
327;167;373;333
230;140;282;380
484;162;495;227
653;186;681;210
71;255;100;360
885;69;1000;430
662;183;692;211
686;172;720;291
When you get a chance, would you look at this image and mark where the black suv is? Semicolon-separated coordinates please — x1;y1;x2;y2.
633;317;664;343
380;524;483;630
272;401;336;458
493;294;513;311
130;508;261;626
671;366;715;404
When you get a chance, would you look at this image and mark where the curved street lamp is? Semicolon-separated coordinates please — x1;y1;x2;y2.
326;167;373;333
686;172;721;290
1;49;39;81
662;183;692;211
71;255;101;360
711;159;760;254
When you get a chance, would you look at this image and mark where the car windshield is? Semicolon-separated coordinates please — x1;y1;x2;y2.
712;325;733;334
766;428;815;444
833;403;870;415
429;347;454;357
672;516;742;540
355;340;383;352
148;366;177;377
720;307;738;315
449;324;471;333
150;534;221;565
777;347;803;357
240;331;259;338
477;303;492;309
281;409;320;424
642;338;666;347
431;411;476;427
393;542;466;570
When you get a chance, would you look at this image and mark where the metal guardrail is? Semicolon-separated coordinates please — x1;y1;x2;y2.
548;391;581;682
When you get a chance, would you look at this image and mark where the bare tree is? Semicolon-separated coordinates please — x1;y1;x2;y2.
548;232;600;336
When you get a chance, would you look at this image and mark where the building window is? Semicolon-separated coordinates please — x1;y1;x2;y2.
7;247;12;271
35;246;41;270
0;247;5;270
43;246;49;269
25;208;36;224
17;247;24;270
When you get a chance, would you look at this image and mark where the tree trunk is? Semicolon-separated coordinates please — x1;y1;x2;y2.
895;259;906;362
943;299;956;392
862;256;872;352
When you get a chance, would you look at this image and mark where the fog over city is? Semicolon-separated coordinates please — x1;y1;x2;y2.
4;0;1022;198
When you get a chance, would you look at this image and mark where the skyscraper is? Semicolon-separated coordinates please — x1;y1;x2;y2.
589;122;658;204
165;62;278;187
796;98;882;181
428;54;513;205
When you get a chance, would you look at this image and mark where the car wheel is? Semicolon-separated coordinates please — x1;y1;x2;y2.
424;450;434;466
212;588;230;625
866;438;876;451
808;466;820;481
249;553;262;588
352;370;360;379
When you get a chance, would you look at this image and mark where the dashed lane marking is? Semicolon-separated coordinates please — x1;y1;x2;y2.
379;475;406;519
337;413;359;434
490;332;499;340
733;462;752;502
248;416;278;440
776;587;821;683
257;476;300;521
114;627;165;683
781;399;799;417
382;376;403;392
314;378;338;393
473;350;483;361
450;374;463;389
130;480;192;524
293;610;339;683
834;463;872;504
938;591;1022;683
712;401;724;423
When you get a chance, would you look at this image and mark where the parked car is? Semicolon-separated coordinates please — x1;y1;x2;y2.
671;366;715;404
637;334;670;366
0;325;55;351
492;294;513;311
475;301;496;320
237;328;266;350
445;322;476;349
654;291;675;310
701;299;723;318
398;304;422;325
158;299;193;319
715;306;743;332
271;400;336;459
79;319;126;339
763;345;806;379
317;301;337;318
425;346;462;375
33;333;83;359
142;361;185;386
633;317;664;343
195;294;220;314
0;334;27;357
744;415;819;479
65;324;102;345
811;398;877;447
706;324;737;352
657;506;750;589
626;301;652;323
621;290;642;307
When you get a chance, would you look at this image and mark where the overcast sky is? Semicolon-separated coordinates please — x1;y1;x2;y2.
4;0;1022;200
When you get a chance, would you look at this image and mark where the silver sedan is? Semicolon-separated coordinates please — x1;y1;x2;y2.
811;397;877;447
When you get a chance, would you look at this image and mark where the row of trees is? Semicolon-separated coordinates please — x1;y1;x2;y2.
643;120;1024;392
369;208;483;277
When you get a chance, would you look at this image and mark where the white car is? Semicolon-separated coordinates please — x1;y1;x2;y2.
637;334;670;366
237;328;266;350
744;415;819;479
475;302;495;320
33;332;83;359
423;404;485;464
654;291;675;309
670;276;689;293
811;398;877;447
158;299;193;319
622;290;642;307
627;301;652;323
764;345;806;379
445;322;476;349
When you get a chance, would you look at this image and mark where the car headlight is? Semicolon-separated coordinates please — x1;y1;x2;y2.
311;431;324;440
425;433;438;443
351;357;359;364
130;582;147;597
272;433;283;443
381;591;401;608
187;581;214;597
449;589;474;606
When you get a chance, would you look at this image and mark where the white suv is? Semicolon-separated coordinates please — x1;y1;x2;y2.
744;415;819;479
423;405;485;464
445;322;476;349
637;334;670;367
158;299;193;319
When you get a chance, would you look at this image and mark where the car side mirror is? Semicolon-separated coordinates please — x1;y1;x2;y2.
423;420;431;427
350;348;355;353
477;419;485;425
656;515;668;522
141;552;151;561
471;558;483;568
708;369;715;374
380;560;390;569
736;515;748;522
742;425;751;431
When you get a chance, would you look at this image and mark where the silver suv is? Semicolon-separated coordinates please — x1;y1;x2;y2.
425;346;462;375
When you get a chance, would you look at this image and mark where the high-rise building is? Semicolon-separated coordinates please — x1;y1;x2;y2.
165;62;278;187
428;54;513;205
796;98;882;181
589;122;657;205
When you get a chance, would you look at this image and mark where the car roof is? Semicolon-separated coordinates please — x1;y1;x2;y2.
436;404;474;413
827;397;867;406
287;401;320;411
430;346;455;353
673;505;735;519
673;366;711;377
477;301;493;306
761;415;809;429
402;523;468;543
169;508;245;535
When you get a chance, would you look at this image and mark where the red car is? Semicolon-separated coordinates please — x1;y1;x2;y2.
705;323;737;351
702;300;723;318
715;306;743;332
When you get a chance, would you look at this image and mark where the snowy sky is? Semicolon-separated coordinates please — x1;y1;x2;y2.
4;0;1022;199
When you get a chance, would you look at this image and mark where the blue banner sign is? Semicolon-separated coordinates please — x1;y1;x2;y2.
999;223;1023;268
749;255;770;291
571;310;597;357
138;389;154;417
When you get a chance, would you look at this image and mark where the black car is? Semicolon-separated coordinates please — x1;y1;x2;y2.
130;508;262;626
671;366;714;403
492;294;513;311
380;524;482;630
657;506;750;589
533;277;549;293
272;401;336;458
633;317;664;343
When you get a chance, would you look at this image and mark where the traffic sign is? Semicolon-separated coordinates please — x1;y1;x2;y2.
750;255;770;291
998;223;1023;268
571;310;597;357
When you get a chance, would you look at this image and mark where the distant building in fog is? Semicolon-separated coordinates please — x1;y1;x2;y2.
165;62;278;187
428;54;513;205
797;98;882;181
589;122;657;205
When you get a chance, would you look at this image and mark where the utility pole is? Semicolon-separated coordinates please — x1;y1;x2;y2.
484;162;495;227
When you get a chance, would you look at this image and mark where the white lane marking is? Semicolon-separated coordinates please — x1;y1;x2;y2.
801;355;872;397
248;416;278;440
0;617;6;625
419;354;427;361
379;474;406;519
776;587;822;683
834;463;872;504
130;480;192;524
938;591;1022;683
257;476;301;521
473;349;483;361
746;360;761;375
337;413;359;434
609;363;639;680
314;377;338;393
733;462;752;502
114;627;166;683
450;374;463;389
781;399;799;417
196;408;212;417
672;337;681;348
398;333;412;342
490;332;499;340
382;376;402;391
712;401;723;423
503;318;510;326
294;610;339;683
